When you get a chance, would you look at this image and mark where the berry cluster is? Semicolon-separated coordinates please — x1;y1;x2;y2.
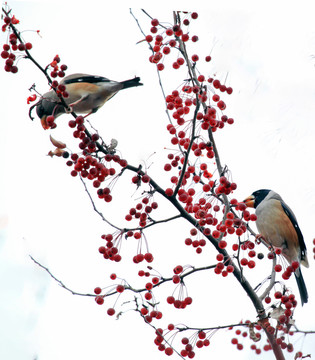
215;176;237;196
93;273;120;315
153;326;211;358
138;272;163;322
214;253;234;276
184;229;207;254
165;87;233;136
1;13;32;73
98;231;154;264
49;54;67;79
164;155;214;186
38;56;69;129
98;233;123;262
125;196;158;228
146;13;199;72
179;331;210;358
274;259;299;281
230;323;261;353
141;306;163;323
229;315;302;356
272;291;297;323
259;317;296;354
133;250;154;264
65;119;128;200
153;328;174;356
166;293;193;310
165;265;193;310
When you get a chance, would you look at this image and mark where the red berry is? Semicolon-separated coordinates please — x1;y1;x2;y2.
274;264;282;272
173;265;183;274
218;240;227;249
11;65;18;73
144;252;153;262
107;308;115;316
1;50;9;59
226;87;233;94
94;287;102;295
212;230;220;239
18;43;26;51
181;33;189;42
146;35;153;42
142;174;150;183
95;296;104;305
191;54;199;62
165;347;173;356
116;284;125;293
151;18;159;26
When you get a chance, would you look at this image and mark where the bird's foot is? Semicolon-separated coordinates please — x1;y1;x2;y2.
255;234;266;244
65;105;73;114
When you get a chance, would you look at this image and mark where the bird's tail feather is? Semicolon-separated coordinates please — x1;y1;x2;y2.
294;267;308;306
121;77;143;89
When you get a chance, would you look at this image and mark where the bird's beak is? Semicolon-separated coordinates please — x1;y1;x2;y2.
243;195;255;208
41;116;49;130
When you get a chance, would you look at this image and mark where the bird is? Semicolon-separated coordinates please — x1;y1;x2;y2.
244;189;309;305
35;73;143;129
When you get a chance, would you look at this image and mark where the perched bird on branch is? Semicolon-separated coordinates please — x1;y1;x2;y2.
244;189;309;305
34;73;143;129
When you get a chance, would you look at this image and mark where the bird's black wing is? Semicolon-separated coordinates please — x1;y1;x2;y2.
281;202;307;260
63;75;111;85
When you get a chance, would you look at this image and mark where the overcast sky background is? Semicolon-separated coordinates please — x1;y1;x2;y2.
1;1;315;359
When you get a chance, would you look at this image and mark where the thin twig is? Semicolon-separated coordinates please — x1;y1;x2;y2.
80;176;122;231
29;255;95;297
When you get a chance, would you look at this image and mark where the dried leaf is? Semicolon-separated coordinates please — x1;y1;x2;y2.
249;323;261;342
50;135;66;149
48;148;66;157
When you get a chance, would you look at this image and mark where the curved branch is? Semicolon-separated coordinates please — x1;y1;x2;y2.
80;176;122;230
29;255;94;297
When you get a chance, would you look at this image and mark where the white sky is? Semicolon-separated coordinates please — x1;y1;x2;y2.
1;1;315;359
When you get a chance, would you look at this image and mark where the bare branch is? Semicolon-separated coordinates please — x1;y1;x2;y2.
29;255;94;297
80;176;122;231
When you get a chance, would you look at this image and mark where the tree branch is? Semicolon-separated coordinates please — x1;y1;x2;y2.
29;255;94;297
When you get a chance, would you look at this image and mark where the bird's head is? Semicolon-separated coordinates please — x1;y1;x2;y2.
36;98;64;129
243;189;272;208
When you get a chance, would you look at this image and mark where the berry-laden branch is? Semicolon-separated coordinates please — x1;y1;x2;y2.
2;6;314;360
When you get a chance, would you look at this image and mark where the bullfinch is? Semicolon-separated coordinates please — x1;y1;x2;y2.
244;189;309;305
35;73;143;129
